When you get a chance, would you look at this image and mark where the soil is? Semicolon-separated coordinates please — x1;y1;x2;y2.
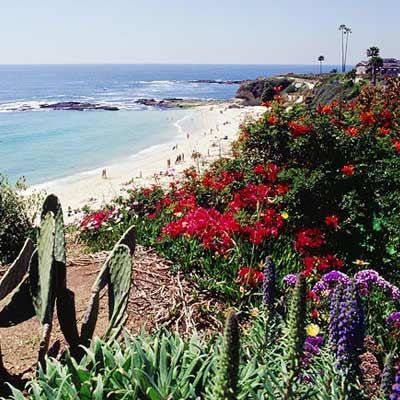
0;245;224;382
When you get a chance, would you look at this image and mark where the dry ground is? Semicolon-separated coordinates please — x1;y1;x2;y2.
0;245;224;381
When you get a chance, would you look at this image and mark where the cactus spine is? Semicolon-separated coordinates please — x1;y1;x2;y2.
212;310;240;400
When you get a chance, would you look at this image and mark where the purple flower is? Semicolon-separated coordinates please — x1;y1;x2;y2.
390;370;400;400
300;336;324;378
354;269;400;300
313;270;351;293
387;312;400;324
283;273;297;286
262;257;276;310
329;282;364;375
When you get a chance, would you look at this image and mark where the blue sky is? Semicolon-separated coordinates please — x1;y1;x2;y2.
1;0;399;64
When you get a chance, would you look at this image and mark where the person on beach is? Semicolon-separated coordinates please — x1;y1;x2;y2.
101;169;107;179
167;159;171;168
186;133;190;139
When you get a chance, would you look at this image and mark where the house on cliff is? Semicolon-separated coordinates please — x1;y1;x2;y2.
356;58;400;78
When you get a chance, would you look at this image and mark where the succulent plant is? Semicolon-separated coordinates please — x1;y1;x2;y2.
212;310;240;400
262;256;276;315
285;273;307;372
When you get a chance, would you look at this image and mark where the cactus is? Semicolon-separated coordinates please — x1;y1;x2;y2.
212;310;240;400
0;238;34;301
0;194;134;371
80;242;133;347
0;274;35;326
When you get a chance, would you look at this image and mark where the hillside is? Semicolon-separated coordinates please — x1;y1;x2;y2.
236;73;362;106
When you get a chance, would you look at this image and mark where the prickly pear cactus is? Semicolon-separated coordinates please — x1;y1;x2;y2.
106;244;132;337
80;243;132;346
30;211;56;324
0;238;34;301
41;194;66;264
0;273;35;327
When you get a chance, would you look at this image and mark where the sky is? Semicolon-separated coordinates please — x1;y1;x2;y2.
1;0;399;65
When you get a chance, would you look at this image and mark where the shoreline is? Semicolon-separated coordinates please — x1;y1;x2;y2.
28;103;265;219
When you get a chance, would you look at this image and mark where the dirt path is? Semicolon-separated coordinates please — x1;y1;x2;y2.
0;245;223;380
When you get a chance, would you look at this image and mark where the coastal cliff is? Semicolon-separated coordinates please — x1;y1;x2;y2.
235;74;362;106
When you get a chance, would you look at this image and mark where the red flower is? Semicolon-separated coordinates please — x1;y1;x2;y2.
392;139;400;153
268;115;278;125
294;228;325;254
261;101;272;107
289;121;311;138
310;309;319;319
276;183;290;195
360;112;375;127
274;85;282;94
346;127;359;137
253;164;265;176
325;215;339;229
237;267;264;287
341;164;355;176
378;127;391;136
320;105;333;114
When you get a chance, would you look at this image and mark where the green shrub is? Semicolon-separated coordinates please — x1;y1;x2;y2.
0;175;40;264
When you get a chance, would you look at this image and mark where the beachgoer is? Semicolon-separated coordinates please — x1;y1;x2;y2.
167;159;171;168
101;169;107;179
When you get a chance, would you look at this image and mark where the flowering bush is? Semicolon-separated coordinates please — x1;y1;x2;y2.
79;78;400;299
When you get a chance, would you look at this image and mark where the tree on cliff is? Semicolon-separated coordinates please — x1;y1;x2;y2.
318;55;325;74
367;46;383;85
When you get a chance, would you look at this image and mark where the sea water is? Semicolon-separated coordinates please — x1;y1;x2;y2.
0;64;340;185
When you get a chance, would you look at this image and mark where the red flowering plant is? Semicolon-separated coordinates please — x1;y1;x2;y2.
79;78;400;298
239;78;400;284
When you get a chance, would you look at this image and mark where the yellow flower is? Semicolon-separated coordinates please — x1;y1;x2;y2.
353;259;370;266
250;308;259;317
281;211;289;220
239;286;245;294
305;323;320;337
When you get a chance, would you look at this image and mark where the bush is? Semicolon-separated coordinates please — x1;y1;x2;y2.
0;175;40;264
78;79;400;299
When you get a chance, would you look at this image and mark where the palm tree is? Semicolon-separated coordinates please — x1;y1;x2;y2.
339;24;347;72
318;55;325;74
343;27;352;72
367;46;383;85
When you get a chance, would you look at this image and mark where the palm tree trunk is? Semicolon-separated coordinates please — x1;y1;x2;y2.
319;61;322;74
344;33;349;73
341;31;345;73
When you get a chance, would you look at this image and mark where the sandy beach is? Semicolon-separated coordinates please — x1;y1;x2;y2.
31;104;265;217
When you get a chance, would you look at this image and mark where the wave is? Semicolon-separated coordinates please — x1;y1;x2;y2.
0;101;43;113
27;109;199;191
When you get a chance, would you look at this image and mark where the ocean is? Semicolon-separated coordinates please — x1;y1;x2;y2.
0;64;339;185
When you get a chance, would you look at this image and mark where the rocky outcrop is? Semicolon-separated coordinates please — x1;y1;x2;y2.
189;79;244;84
235;77;292;105
40;102;119;111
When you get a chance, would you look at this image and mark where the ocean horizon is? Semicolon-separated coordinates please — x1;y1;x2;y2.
0;64;343;186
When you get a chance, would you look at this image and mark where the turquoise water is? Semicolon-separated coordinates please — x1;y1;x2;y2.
0;64;343;185
0;108;198;185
